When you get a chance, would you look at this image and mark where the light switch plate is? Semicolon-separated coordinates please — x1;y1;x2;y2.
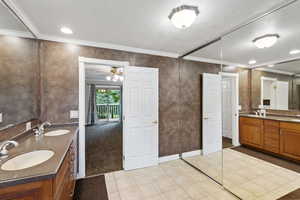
70;110;79;119
0;113;2;123
26;122;31;131
238;105;242;111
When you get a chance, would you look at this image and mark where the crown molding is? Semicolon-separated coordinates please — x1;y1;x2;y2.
39;34;180;58
254;67;294;76
184;56;249;68
0;29;35;39
4;0;40;37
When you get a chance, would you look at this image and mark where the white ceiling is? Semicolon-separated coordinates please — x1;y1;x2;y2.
85;64;123;85
0;2;28;34
189;0;300;68
7;0;287;56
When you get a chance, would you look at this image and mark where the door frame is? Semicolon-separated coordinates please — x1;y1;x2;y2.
78;56;129;178
219;72;240;146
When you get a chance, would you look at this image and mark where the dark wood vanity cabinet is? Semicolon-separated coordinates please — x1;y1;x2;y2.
239;117;263;148
240;117;300;162
0;140;77;200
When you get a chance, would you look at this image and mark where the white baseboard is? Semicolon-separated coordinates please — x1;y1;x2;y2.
181;149;202;158
158;154;180;163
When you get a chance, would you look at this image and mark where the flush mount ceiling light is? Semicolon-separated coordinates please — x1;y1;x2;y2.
268;64;274;67
253;34;279;49
60;26;73;34
106;67;123;82
248;60;257;65
290;49;300;55
168;5;199;29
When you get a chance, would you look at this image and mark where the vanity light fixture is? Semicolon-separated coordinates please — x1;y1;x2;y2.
60;26;73;34
290;49;300;55
248;60;257;65
253;34;279;49
168;5;199;29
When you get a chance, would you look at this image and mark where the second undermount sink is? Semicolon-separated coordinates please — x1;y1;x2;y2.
1;150;54;171
44;129;70;136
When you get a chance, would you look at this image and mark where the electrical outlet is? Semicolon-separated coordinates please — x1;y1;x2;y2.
70;110;79;119
0;113;2;123
26;122;31;131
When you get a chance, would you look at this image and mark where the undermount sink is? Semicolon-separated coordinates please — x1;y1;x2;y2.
44;129;70;136
1;150;54;171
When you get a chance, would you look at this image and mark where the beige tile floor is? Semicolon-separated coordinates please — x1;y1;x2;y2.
223;148;300;200
105;159;237;200
105;149;300;200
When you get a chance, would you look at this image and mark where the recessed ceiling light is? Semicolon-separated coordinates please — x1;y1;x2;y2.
268;64;274;67
60;26;73;34
253;34;279;49
290;49;300;55
248;60;257;65
168;5;199;29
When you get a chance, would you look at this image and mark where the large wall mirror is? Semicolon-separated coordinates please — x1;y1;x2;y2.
180;39;223;185
0;1;38;137
220;0;300;199
252;60;300;111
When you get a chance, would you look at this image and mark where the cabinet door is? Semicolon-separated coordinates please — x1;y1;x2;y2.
240;117;263;148
263;120;280;153
280;129;300;160
0;180;52;200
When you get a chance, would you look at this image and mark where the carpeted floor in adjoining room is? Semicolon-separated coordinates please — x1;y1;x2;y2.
85;121;123;176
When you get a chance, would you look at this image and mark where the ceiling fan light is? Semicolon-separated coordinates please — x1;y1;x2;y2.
253;34;279;49
169;5;199;29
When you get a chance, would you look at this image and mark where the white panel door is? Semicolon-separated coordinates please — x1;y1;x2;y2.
203;73;222;155
123;66;159;170
276;81;289;110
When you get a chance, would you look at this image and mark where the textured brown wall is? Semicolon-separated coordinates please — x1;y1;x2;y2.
39;40;224;156
0;35;39;127
179;60;220;151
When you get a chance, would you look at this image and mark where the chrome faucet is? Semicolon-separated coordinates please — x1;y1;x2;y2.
0;140;18;157
34;122;51;136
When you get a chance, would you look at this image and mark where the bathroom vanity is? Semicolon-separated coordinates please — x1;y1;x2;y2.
0;127;77;200
240;114;300;161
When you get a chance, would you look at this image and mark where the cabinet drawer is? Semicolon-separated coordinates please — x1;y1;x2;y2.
280;122;300;132
240;117;262;126
264;120;279;127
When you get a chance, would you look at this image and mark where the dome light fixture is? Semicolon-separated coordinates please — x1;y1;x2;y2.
253;34;279;49
60;26;73;34
168;5;199;29
248;60;257;65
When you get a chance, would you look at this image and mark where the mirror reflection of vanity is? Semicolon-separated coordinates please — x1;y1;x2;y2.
252;59;300;112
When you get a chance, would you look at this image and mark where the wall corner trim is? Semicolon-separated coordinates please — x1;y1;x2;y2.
181;149;202;158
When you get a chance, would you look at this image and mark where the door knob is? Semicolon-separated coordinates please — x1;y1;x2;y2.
153;120;158;124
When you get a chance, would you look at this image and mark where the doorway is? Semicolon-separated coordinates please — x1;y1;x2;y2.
221;72;239;148
85;65;123;176
78;57;159;178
